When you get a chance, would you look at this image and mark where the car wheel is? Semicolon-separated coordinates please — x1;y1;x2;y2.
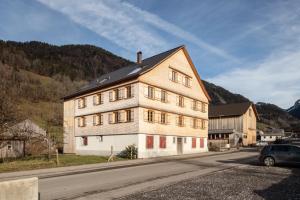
264;157;275;167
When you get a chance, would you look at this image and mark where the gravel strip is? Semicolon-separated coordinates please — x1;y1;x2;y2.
119;165;300;200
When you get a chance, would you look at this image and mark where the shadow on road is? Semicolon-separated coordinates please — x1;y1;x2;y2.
254;167;300;200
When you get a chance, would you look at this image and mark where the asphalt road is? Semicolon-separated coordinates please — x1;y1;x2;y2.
39;150;258;200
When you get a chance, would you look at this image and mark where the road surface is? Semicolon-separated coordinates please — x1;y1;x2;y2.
39;150;258;200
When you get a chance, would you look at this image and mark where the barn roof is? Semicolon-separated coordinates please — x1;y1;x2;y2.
209;102;259;119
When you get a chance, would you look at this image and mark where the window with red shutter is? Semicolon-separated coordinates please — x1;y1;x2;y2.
192;138;196;148
200;138;204;148
146;135;154;149
159;136;166;148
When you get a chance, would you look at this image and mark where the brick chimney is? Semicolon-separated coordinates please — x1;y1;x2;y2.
137;51;142;64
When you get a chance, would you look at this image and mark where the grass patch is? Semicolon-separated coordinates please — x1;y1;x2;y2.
0;154;126;173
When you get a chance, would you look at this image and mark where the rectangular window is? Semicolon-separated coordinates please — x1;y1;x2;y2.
173;137;176;144
161;90;167;102
93;93;103;105
117;88;123;100
192;138;196;148
201;120;205;129
77;117;86;127
192;100;201;111
159;136;166;148
78;98;86;109
126;109;134;122
177;115;184;127
126;85;132;98
200;138;204;148
93;114;103;126
114;111;120;123
201;102;206;113
177;96;184;107
148;86;155;99
184;76;191;87
82;136;88;146
161;113;166;124
184;137;187;143
147;110;154;122
192;118;199;129
109;89;120;102
146;135;154;149
171;71;178;82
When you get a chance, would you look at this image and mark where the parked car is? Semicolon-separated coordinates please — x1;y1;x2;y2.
259;144;300;166
256;141;268;147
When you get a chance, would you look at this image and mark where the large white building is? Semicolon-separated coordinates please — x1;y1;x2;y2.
63;46;211;158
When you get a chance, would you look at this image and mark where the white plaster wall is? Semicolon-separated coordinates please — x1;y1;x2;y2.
63;99;75;153
137;134;178;158
137;134;208;158
75;134;138;156
182;137;208;154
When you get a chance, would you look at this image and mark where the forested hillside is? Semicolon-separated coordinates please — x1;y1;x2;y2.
0;40;132;144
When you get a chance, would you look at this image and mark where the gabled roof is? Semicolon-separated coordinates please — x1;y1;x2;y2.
209;102;259;119
63;45;211;101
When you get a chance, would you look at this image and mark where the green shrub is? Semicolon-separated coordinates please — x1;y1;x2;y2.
119;144;138;159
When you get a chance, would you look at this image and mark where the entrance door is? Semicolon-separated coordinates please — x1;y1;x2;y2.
177;137;183;155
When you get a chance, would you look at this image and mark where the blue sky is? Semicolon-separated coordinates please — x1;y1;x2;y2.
1;0;300;108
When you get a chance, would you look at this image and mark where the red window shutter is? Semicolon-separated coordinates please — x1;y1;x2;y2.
146;135;153;149
160;136;166;148
192;138;196;148
200;138;204;148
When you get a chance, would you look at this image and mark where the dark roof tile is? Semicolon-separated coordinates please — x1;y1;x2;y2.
209;102;258;118
63;45;183;99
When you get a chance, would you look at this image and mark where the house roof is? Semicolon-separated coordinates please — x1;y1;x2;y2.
209;102;259;119
0;119;46;140
63;45;211;101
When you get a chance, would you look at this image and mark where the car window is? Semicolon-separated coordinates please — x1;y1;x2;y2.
271;145;290;152
290;146;300;153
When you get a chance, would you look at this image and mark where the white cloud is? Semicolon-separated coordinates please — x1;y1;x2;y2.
208;1;300;109
36;0;239;62
208;51;300;109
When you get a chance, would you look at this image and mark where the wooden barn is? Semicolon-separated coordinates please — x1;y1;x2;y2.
208;102;258;147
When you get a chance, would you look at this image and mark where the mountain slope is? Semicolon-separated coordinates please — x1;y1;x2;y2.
0;40;132;81
287;99;300;119
202;80;250;105
256;102;300;131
